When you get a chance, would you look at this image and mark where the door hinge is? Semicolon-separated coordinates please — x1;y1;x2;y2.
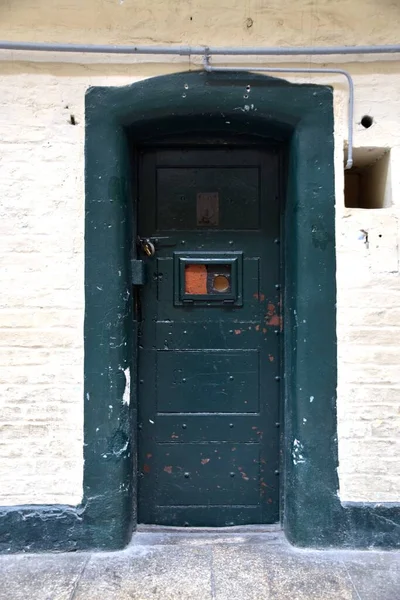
131;259;146;286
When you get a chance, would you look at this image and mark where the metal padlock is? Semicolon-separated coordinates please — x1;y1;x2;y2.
139;237;156;257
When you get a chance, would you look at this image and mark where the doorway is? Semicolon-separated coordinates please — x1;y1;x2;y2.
136;144;282;526
81;70;340;550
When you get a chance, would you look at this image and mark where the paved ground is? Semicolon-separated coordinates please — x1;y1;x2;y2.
0;526;399;599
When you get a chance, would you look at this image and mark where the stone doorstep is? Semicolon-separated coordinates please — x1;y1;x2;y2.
0;529;399;600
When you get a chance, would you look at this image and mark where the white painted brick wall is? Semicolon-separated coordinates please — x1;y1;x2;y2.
1;0;400;505
0;67;85;505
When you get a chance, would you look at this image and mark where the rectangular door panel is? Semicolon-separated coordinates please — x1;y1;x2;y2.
154;415;264;443
155;322;278;350
155;443;261;506
156;167;261;230
152;506;263;528
156;350;260;413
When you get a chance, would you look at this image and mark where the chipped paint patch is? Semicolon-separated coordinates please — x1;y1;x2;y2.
164;466;173;474
292;438;306;465
122;366;130;406
201;458;210;465
113;440;128;458
265;302;282;328
269;315;281;326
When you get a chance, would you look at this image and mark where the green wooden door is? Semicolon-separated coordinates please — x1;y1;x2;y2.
137;146;281;526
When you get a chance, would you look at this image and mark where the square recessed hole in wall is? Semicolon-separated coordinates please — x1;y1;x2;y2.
344;147;391;208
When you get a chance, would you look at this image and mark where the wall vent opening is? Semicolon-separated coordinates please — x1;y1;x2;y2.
344;147;391;209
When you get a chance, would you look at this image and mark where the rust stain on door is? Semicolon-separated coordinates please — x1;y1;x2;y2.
265;302;282;327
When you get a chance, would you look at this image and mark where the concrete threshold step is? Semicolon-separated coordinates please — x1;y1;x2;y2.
130;523;284;546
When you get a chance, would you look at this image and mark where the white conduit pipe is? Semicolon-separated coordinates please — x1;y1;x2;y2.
0;41;400;56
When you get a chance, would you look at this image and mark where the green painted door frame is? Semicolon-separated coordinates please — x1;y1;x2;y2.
1;70;399;553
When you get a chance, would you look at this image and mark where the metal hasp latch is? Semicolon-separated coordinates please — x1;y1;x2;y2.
131;259;146;286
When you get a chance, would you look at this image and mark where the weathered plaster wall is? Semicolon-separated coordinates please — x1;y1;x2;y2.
0;0;399;506
2;0;400;47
